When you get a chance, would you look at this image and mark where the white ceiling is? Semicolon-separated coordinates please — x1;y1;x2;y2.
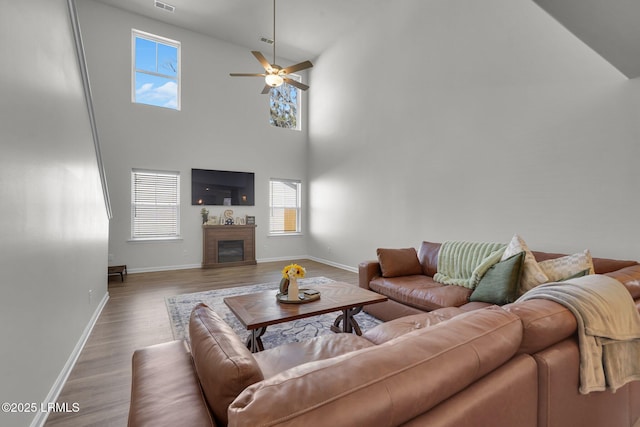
90;0;386;63
91;0;640;78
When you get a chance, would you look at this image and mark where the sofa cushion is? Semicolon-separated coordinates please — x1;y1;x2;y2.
417;241;442;276
377;247;422;277
502;234;549;294
228;307;523;426
253;334;375;378
370;275;472;311
362;307;466;344
188;303;264;426
470;251;525;305
538;249;594;282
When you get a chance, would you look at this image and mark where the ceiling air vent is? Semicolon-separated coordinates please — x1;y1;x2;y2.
154;0;175;13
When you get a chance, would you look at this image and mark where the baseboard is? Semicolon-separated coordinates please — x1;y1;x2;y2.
30;292;110;427
305;256;358;273
126;258;357;275
127;263;201;274
257;255;357;274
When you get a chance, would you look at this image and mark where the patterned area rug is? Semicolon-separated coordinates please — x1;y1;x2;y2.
165;277;383;350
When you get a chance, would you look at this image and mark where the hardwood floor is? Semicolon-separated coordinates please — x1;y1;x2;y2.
45;260;357;426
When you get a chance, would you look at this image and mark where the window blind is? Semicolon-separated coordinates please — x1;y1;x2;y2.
131;169;180;239
269;179;301;234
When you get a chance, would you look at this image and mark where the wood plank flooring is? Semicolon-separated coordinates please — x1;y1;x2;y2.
45;260;357;426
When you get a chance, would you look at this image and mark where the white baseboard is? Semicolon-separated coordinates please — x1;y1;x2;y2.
304;256;358;273
127;263;201;274
30;292;110;427
125;258;357;275
258;255;358;273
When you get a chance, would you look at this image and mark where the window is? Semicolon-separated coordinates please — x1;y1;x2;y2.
269;75;301;130
131;169;180;239
132;29;180;110
269;179;301;234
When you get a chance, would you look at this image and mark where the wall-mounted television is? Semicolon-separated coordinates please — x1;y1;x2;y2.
191;169;255;206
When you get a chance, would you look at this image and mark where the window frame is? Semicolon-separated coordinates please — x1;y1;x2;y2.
269;74;302;131
130;168;181;241
131;29;181;110
269;178;302;235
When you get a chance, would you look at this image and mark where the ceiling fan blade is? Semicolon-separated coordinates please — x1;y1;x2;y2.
281;60;313;75
282;77;309;91
261;85;272;95
251;51;272;71
230;73;266;77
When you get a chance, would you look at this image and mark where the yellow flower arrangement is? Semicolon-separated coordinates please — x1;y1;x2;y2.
281;263;306;279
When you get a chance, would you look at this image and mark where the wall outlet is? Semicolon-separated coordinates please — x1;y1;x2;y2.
88;289;92;304
108;253;114;262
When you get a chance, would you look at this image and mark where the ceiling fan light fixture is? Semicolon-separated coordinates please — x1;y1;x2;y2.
265;74;284;87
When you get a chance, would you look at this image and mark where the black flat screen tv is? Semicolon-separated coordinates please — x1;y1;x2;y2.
191;169;255;206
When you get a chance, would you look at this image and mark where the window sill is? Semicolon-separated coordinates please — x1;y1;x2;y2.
268;232;304;237
128;237;183;243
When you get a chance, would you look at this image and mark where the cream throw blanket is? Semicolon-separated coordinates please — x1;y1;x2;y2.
434;241;505;289
517;275;640;394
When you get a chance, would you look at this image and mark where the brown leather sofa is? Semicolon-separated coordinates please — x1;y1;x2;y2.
128;297;640;426
359;241;640;321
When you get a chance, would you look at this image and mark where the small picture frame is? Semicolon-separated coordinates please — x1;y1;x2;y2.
246;215;255;225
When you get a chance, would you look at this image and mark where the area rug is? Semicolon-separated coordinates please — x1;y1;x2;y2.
165;276;383;350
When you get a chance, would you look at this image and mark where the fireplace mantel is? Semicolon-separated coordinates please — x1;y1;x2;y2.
202;225;257;268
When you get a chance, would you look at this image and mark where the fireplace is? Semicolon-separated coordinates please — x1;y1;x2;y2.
202;225;256;268
218;240;244;263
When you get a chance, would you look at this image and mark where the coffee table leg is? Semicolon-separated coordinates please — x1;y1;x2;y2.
246;327;266;353
331;306;363;335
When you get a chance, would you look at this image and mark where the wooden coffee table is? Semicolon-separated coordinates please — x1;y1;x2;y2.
223;281;387;352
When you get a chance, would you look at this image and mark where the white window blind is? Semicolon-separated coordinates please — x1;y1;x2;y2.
131;169;180;239
269;179;301;234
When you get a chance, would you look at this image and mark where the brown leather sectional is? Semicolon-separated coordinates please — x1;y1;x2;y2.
128;242;640;426
359;241;640;321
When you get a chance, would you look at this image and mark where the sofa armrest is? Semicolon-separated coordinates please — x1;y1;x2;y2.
605;264;640;300
128;340;216;427
358;260;381;290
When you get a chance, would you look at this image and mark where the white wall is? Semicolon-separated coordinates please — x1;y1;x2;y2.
76;0;310;272
0;1;110;426
308;0;640;268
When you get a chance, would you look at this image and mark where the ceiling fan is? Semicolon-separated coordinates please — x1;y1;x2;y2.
230;0;313;94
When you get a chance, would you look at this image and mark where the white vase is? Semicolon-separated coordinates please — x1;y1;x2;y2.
287;277;299;301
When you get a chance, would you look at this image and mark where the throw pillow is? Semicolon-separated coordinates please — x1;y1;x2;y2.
559;268;590;281
377;247;423;278
538;249;595;282
470;251;525;305
501;234;548;295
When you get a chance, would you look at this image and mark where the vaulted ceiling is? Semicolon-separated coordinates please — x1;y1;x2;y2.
532;0;640;78
91;0;640;78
